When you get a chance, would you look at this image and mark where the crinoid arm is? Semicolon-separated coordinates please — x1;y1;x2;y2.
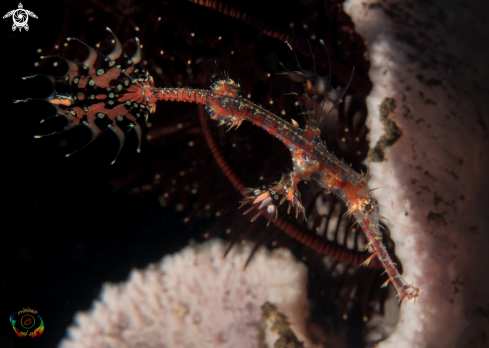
17;27;159;164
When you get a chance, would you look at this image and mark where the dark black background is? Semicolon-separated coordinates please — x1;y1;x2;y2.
0;1;214;347
3;0;483;347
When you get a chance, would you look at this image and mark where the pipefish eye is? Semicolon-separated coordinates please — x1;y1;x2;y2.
362;198;376;213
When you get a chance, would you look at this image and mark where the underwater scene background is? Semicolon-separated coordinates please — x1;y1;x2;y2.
1;0;489;347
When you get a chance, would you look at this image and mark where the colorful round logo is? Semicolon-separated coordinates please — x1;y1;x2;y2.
9;308;44;338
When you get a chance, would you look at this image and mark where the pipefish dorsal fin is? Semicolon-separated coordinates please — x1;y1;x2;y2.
278;39;355;132
200;58;242;145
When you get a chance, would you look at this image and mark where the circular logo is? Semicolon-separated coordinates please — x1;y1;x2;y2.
12;8;28;28
9;308;44;338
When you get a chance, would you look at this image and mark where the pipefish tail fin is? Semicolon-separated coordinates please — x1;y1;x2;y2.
22;27;156;163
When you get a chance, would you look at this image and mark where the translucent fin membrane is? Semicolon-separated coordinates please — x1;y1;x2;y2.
279;40;355;126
